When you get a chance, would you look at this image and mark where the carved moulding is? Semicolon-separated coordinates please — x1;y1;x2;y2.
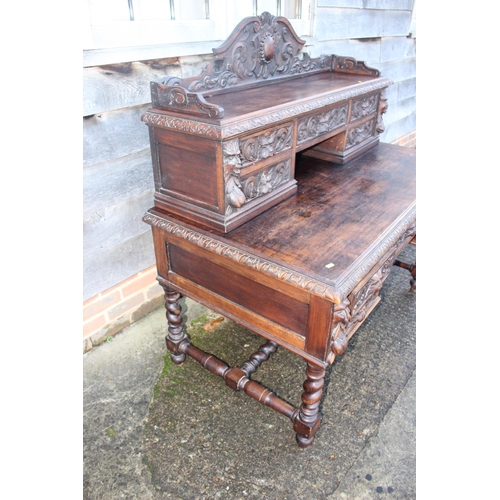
336;211;416;300
141;79;392;140
297;105;349;144
142;211;342;303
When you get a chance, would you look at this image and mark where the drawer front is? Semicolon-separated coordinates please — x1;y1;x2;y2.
349;93;379;123
345;117;377;150
168;243;309;336
232;123;294;168
239;158;292;203
222;124;294;217
296;104;349;145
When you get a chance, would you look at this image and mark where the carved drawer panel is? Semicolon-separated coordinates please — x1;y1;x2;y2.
222;125;295;218
297;104;349;145
226;123;294;168
240;159;291;205
345;117;376;150
350;93;379;123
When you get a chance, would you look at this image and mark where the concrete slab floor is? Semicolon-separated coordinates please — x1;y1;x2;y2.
83;244;416;500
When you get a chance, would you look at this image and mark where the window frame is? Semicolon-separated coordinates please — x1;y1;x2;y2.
83;0;313;66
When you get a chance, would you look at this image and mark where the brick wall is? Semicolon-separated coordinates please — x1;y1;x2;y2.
83;130;416;354
390;130;416;149
83;265;164;353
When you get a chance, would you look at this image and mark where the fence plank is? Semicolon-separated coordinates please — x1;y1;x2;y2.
83;105;151;168
315;8;412;40
83;149;154;216
83;232;156;301
83;59;181;116
83;191;154;261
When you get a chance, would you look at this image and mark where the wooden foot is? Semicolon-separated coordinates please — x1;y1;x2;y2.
294;362;326;448
162;287;188;364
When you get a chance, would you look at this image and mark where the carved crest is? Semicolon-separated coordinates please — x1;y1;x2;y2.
196;11;330;91
149;12;333;118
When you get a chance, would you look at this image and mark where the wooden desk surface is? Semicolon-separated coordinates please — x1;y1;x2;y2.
205;72;380;123
224;142;416;291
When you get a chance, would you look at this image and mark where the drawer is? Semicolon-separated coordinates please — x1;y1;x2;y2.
232;122;294;168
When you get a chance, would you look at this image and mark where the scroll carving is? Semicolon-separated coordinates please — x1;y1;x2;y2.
149;12;333;117
297;105;349;144
188;12;332;93
332;56;380;76
151;79;225;119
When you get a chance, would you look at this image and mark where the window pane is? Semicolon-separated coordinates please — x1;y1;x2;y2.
177;0;206;20
135;0;171;20
232;0;254;20
258;0;278;15
88;0;131;23
284;0;302;19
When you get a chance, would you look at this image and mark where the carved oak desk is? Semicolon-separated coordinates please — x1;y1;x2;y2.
143;143;416;448
141;12;392;233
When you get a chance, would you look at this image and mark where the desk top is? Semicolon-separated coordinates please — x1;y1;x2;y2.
144;142;416;303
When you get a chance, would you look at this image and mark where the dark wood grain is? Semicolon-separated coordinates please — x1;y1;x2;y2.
168;244;309;335
210;73;379;123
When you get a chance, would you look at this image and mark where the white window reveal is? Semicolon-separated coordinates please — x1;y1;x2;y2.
85;0;311;51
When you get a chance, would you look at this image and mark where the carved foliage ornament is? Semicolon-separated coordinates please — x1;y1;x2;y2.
239;125;292;166
350;94;378;122
223;139;245;215
376;90;388;134
242;160;290;200
330;220;416;358
222;125;292;214
346;118;375;148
